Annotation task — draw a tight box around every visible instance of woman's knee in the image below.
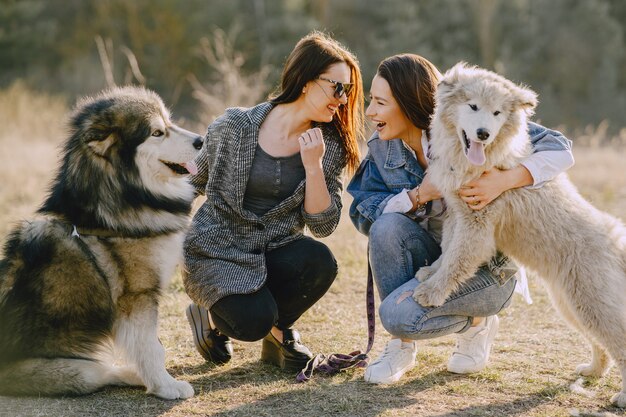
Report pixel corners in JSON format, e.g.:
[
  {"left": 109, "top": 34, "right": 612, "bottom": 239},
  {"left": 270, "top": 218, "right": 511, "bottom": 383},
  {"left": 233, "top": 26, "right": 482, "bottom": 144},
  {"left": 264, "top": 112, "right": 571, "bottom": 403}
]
[
  {"left": 300, "top": 239, "right": 338, "bottom": 285},
  {"left": 378, "top": 292, "right": 421, "bottom": 338},
  {"left": 378, "top": 286, "right": 470, "bottom": 340}
]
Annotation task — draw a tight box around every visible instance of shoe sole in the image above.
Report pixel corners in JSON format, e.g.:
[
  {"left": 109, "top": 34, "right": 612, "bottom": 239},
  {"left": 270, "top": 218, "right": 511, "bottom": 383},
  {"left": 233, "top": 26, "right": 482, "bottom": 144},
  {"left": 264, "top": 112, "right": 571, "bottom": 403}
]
[
  {"left": 185, "top": 304, "right": 230, "bottom": 364},
  {"left": 260, "top": 338, "right": 309, "bottom": 373},
  {"left": 447, "top": 316, "right": 500, "bottom": 374}
]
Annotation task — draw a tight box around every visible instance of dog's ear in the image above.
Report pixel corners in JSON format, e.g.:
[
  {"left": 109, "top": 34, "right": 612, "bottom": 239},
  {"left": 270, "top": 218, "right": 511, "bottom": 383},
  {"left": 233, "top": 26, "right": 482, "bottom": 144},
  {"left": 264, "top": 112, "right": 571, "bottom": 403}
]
[
  {"left": 437, "top": 62, "right": 474, "bottom": 100},
  {"left": 87, "top": 132, "right": 118, "bottom": 157},
  {"left": 512, "top": 84, "right": 538, "bottom": 115},
  {"left": 439, "top": 62, "right": 466, "bottom": 90},
  {"left": 71, "top": 97, "right": 120, "bottom": 157}
]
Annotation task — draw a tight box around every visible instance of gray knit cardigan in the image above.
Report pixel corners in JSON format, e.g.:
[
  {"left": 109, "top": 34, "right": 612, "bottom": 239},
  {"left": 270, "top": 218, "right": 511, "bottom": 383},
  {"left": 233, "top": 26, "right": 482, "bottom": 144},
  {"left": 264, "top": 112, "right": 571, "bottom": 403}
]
[{"left": 183, "top": 102, "right": 347, "bottom": 309}]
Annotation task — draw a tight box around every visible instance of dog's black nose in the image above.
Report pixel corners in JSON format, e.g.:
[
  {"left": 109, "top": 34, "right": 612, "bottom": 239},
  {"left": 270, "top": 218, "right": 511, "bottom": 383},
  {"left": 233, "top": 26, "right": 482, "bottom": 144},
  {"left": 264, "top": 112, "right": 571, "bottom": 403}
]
[
  {"left": 476, "top": 128, "right": 490, "bottom": 141},
  {"left": 193, "top": 136, "right": 204, "bottom": 150}
]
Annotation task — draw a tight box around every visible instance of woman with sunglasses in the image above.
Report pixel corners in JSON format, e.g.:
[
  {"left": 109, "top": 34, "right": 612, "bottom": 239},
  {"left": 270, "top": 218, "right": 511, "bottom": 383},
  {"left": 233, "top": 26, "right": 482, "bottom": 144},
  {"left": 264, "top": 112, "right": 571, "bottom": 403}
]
[
  {"left": 183, "top": 31, "right": 363, "bottom": 372},
  {"left": 348, "top": 54, "right": 574, "bottom": 384}
]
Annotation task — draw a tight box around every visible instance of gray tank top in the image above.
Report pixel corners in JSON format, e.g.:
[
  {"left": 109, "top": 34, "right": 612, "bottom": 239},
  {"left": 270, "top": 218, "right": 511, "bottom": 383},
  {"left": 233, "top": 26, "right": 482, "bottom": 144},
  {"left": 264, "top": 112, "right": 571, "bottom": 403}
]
[{"left": 242, "top": 145, "right": 305, "bottom": 216}]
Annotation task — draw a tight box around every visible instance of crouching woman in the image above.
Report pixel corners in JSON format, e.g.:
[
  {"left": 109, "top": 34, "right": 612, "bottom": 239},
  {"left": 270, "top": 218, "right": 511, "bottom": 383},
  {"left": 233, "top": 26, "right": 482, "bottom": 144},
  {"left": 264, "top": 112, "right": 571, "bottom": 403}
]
[
  {"left": 183, "top": 32, "right": 364, "bottom": 373},
  {"left": 348, "top": 53, "right": 574, "bottom": 384}
]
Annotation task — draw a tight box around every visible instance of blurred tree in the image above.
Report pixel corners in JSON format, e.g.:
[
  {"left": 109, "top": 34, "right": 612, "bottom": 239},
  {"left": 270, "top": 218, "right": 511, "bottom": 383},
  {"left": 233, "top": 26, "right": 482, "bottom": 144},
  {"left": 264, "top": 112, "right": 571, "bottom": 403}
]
[
  {"left": 497, "top": 0, "right": 624, "bottom": 128},
  {"left": 0, "top": 0, "right": 623, "bottom": 130},
  {"left": 189, "top": 28, "right": 269, "bottom": 123}
]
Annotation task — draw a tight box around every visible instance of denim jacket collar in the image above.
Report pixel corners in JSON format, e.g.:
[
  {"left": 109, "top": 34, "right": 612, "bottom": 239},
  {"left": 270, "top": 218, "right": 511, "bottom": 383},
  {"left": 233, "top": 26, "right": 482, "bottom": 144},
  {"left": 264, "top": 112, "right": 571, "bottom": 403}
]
[{"left": 382, "top": 137, "right": 425, "bottom": 177}]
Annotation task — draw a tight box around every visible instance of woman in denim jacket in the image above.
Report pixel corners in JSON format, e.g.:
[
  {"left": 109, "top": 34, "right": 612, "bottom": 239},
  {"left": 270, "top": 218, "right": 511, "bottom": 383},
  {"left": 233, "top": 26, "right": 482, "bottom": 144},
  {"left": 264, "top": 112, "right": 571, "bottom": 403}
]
[{"left": 347, "top": 54, "right": 574, "bottom": 384}]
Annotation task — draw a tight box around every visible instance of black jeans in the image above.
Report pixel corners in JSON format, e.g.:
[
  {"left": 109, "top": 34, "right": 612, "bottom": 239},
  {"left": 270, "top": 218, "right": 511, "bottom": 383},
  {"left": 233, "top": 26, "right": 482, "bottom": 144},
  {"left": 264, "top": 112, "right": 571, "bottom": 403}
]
[{"left": 209, "top": 237, "right": 338, "bottom": 342}]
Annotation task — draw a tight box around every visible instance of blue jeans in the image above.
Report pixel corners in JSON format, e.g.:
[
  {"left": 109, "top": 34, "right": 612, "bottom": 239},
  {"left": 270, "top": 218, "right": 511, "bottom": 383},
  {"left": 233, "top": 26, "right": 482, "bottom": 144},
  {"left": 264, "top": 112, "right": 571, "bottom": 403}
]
[{"left": 369, "top": 213, "right": 516, "bottom": 340}]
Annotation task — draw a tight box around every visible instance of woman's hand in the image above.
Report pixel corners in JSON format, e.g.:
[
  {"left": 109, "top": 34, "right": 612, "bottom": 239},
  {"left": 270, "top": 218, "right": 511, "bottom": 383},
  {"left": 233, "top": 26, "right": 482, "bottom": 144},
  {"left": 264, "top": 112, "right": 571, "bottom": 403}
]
[
  {"left": 300, "top": 127, "right": 331, "bottom": 214},
  {"left": 298, "top": 127, "right": 325, "bottom": 172},
  {"left": 459, "top": 166, "right": 533, "bottom": 210},
  {"left": 419, "top": 172, "right": 443, "bottom": 202}
]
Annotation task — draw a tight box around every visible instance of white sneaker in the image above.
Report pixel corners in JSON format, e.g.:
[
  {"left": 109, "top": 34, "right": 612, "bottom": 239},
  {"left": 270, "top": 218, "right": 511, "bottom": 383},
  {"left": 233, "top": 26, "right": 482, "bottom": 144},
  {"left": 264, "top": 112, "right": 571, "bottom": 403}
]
[
  {"left": 447, "top": 315, "right": 499, "bottom": 374},
  {"left": 364, "top": 339, "right": 417, "bottom": 384}
]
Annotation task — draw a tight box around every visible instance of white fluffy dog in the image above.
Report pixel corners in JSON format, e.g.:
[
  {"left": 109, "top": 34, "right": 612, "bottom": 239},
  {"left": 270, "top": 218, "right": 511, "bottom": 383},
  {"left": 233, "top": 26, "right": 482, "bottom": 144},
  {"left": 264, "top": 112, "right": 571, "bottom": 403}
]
[{"left": 413, "top": 63, "right": 626, "bottom": 407}]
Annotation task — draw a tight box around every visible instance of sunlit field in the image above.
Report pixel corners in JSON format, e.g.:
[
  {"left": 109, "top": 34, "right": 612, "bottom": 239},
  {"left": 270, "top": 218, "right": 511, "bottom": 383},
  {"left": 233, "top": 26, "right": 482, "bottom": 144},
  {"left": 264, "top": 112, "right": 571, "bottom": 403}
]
[{"left": 1, "top": 85, "right": 625, "bottom": 417}]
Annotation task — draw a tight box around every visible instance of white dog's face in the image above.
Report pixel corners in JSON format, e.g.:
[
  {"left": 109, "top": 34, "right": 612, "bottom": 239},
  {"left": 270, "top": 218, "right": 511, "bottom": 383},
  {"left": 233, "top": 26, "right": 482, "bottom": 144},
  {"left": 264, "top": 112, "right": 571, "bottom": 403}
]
[
  {"left": 436, "top": 63, "right": 538, "bottom": 167},
  {"left": 456, "top": 96, "right": 509, "bottom": 166}
]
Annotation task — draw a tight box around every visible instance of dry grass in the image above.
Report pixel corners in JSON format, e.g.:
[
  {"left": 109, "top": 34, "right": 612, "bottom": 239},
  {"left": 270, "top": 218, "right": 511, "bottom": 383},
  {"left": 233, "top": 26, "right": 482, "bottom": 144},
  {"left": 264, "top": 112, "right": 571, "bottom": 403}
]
[
  {"left": 0, "top": 82, "right": 67, "bottom": 239},
  {"left": 1, "top": 87, "right": 625, "bottom": 417}
]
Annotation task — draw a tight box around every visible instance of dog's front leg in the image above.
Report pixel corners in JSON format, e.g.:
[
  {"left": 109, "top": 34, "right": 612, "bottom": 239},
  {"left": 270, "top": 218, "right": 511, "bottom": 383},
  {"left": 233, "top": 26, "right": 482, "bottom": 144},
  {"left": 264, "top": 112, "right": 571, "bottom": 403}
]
[
  {"left": 413, "top": 210, "right": 497, "bottom": 307},
  {"left": 114, "top": 300, "right": 194, "bottom": 400}
]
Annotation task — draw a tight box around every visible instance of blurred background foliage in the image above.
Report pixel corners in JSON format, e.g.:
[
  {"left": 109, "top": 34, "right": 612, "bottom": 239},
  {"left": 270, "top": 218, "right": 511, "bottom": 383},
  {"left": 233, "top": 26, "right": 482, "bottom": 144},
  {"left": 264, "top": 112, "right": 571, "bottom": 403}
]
[{"left": 1, "top": 0, "right": 624, "bottom": 133}]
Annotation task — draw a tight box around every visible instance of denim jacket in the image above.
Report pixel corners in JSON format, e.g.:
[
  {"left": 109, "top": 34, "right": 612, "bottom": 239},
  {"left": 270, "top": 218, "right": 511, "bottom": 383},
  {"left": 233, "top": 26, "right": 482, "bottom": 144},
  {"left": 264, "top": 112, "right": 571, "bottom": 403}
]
[{"left": 347, "top": 122, "right": 573, "bottom": 285}]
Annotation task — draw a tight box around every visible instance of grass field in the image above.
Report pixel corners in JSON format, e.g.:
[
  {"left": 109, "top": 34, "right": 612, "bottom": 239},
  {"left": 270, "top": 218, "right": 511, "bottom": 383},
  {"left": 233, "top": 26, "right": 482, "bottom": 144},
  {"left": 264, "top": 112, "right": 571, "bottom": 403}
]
[{"left": 0, "top": 85, "right": 625, "bottom": 417}]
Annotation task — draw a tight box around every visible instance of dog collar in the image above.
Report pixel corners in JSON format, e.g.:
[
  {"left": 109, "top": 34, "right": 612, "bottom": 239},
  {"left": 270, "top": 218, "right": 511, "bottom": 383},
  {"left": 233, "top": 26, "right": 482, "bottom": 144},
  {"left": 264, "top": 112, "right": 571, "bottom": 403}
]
[{"left": 71, "top": 224, "right": 178, "bottom": 239}]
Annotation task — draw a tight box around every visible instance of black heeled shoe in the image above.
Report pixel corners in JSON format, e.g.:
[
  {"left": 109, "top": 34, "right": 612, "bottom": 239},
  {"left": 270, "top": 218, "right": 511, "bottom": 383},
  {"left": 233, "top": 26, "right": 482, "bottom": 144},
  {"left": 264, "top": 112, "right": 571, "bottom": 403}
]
[
  {"left": 186, "top": 303, "right": 233, "bottom": 364},
  {"left": 261, "top": 328, "right": 313, "bottom": 372}
]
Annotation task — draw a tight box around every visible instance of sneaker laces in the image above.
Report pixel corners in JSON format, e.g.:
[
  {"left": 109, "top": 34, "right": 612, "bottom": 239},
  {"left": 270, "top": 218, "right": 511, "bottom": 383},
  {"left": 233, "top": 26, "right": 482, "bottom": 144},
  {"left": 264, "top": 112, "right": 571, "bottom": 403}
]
[
  {"left": 371, "top": 343, "right": 397, "bottom": 365},
  {"left": 371, "top": 340, "right": 415, "bottom": 368}
]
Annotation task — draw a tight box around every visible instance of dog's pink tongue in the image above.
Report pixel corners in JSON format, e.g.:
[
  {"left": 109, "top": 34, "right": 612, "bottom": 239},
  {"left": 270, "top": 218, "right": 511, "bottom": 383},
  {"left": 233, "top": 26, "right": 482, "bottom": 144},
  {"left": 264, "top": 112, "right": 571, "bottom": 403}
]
[
  {"left": 183, "top": 160, "right": 198, "bottom": 176},
  {"left": 467, "top": 141, "right": 486, "bottom": 166}
]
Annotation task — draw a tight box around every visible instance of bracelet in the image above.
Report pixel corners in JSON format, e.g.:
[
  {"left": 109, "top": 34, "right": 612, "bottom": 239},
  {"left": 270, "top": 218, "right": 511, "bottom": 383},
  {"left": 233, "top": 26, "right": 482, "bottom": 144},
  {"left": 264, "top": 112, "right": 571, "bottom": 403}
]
[{"left": 414, "top": 185, "right": 427, "bottom": 212}]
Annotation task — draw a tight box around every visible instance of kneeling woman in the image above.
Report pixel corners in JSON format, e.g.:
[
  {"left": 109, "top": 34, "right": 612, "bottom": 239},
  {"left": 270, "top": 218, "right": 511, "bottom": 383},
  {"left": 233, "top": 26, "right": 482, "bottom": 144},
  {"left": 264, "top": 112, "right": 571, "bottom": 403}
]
[
  {"left": 348, "top": 54, "right": 574, "bottom": 384},
  {"left": 183, "top": 32, "right": 363, "bottom": 372}
]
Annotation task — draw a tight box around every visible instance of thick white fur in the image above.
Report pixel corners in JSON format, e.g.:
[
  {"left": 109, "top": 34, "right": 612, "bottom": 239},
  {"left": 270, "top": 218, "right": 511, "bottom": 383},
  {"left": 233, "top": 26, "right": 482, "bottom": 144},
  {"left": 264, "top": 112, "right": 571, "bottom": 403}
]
[{"left": 413, "top": 63, "right": 626, "bottom": 407}]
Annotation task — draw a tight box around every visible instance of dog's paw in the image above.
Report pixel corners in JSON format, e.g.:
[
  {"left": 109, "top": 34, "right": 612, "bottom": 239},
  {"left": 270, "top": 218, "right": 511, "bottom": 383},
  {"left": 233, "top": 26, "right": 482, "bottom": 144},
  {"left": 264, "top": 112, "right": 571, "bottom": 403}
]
[
  {"left": 412, "top": 280, "right": 448, "bottom": 307},
  {"left": 610, "top": 391, "right": 626, "bottom": 408},
  {"left": 415, "top": 266, "right": 436, "bottom": 282},
  {"left": 150, "top": 379, "right": 194, "bottom": 400},
  {"left": 575, "top": 363, "right": 608, "bottom": 377}
]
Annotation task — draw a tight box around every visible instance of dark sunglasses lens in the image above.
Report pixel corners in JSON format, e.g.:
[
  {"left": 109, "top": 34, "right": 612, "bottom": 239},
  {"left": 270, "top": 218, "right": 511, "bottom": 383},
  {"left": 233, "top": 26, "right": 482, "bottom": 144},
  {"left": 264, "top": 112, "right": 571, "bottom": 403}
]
[
  {"left": 333, "top": 82, "right": 353, "bottom": 99},
  {"left": 333, "top": 83, "right": 345, "bottom": 99}
]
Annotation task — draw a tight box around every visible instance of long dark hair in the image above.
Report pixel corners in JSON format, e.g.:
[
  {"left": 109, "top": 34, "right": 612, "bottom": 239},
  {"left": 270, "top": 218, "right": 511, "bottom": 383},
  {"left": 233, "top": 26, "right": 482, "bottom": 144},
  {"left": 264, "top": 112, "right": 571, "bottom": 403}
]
[
  {"left": 377, "top": 54, "right": 441, "bottom": 138},
  {"left": 270, "top": 31, "right": 364, "bottom": 173}
]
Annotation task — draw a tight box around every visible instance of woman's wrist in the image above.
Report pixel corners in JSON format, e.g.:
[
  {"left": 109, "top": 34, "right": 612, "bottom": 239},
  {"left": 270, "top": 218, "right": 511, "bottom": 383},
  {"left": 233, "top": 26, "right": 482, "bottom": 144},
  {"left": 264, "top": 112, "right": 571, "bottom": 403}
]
[
  {"left": 512, "top": 165, "right": 534, "bottom": 188},
  {"left": 304, "top": 162, "right": 324, "bottom": 176},
  {"left": 502, "top": 165, "right": 534, "bottom": 191},
  {"left": 409, "top": 186, "right": 427, "bottom": 211}
]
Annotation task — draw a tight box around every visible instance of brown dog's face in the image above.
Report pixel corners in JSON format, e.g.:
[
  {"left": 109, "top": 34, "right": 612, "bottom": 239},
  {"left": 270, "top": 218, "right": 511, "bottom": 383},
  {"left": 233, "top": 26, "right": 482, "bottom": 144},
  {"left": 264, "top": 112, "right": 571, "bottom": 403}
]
[
  {"left": 69, "top": 87, "right": 203, "bottom": 199},
  {"left": 134, "top": 112, "right": 202, "bottom": 186}
]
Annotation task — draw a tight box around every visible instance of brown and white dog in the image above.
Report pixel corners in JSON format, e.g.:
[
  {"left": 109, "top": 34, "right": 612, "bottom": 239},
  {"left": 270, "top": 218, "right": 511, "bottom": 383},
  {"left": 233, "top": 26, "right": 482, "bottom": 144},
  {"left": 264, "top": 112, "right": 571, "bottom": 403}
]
[{"left": 0, "top": 87, "right": 202, "bottom": 399}]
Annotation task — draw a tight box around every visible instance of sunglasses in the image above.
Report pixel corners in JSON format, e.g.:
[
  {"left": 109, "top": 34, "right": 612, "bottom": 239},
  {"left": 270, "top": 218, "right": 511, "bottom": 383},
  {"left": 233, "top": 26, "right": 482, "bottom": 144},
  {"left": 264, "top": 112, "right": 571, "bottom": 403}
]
[{"left": 316, "top": 76, "right": 354, "bottom": 99}]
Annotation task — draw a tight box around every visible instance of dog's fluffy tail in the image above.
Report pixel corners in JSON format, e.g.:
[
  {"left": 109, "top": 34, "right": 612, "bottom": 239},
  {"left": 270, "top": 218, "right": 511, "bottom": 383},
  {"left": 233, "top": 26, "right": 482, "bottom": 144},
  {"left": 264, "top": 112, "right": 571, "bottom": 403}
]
[{"left": 0, "top": 358, "right": 131, "bottom": 396}]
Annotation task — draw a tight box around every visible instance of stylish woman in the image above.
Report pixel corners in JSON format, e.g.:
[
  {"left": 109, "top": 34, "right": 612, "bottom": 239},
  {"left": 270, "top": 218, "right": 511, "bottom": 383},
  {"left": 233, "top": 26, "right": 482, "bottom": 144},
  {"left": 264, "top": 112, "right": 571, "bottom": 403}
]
[{"left": 184, "top": 32, "right": 364, "bottom": 372}]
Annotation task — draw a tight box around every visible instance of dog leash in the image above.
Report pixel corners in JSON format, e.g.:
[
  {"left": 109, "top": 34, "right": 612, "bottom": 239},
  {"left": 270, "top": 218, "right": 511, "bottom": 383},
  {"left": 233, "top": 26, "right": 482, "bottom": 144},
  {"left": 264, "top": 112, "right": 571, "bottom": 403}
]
[
  {"left": 68, "top": 225, "right": 112, "bottom": 293},
  {"left": 296, "top": 253, "right": 375, "bottom": 382}
]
